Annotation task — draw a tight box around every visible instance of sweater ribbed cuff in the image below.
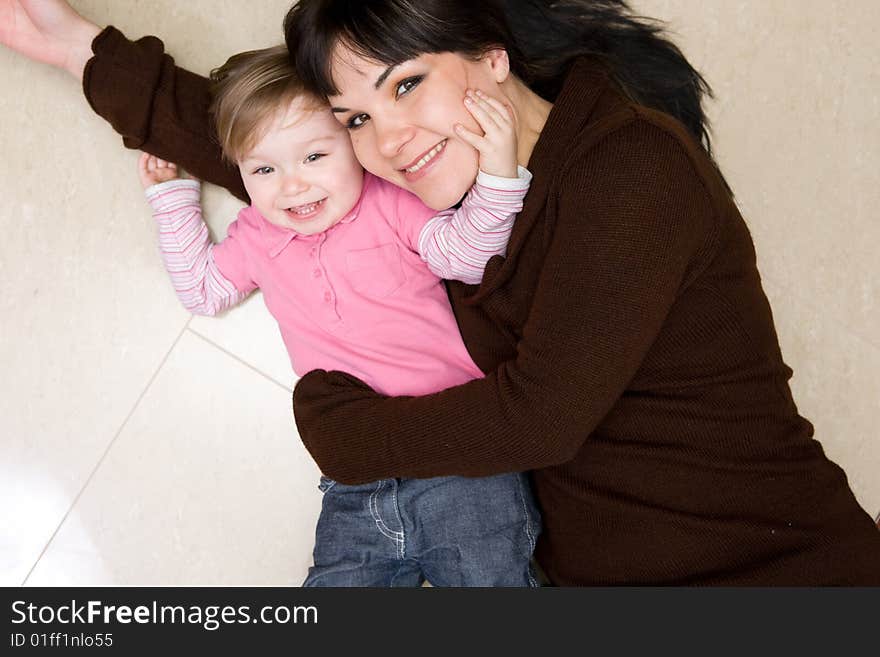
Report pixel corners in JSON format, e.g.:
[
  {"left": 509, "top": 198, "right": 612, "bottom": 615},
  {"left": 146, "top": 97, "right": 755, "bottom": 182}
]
[{"left": 82, "top": 25, "right": 166, "bottom": 149}]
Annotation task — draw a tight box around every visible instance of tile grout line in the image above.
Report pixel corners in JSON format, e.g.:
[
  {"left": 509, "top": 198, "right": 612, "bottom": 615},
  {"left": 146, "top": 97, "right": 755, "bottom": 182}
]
[
  {"left": 20, "top": 321, "right": 191, "bottom": 586},
  {"left": 185, "top": 327, "right": 294, "bottom": 393}
]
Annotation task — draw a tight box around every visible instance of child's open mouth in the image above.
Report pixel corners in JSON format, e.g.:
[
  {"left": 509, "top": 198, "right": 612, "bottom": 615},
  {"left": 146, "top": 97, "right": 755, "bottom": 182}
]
[{"left": 285, "top": 198, "right": 326, "bottom": 220}]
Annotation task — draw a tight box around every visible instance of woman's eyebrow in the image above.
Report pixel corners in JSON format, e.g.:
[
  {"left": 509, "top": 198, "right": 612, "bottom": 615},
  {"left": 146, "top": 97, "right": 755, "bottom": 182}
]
[
  {"left": 374, "top": 64, "right": 398, "bottom": 89},
  {"left": 328, "top": 64, "right": 400, "bottom": 112}
]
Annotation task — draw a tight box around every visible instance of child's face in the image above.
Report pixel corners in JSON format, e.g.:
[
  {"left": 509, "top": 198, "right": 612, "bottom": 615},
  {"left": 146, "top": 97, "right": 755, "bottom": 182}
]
[{"left": 239, "top": 97, "right": 364, "bottom": 236}]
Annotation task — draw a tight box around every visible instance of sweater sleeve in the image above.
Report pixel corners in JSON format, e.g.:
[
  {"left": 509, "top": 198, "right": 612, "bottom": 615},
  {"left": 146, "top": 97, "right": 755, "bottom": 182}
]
[
  {"left": 292, "top": 120, "right": 715, "bottom": 483},
  {"left": 83, "top": 26, "right": 248, "bottom": 202},
  {"left": 145, "top": 179, "right": 250, "bottom": 315},
  {"left": 417, "top": 166, "right": 532, "bottom": 284}
]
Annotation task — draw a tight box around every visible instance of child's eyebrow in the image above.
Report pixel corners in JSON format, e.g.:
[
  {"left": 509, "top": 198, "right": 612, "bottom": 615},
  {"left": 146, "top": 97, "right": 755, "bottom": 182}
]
[
  {"left": 241, "top": 135, "right": 336, "bottom": 161},
  {"left": 330, "top": 107, "right": 349, "bottom": 114},
  {"left": 302, "top": 135, "right": 337, "bottom": 147}
]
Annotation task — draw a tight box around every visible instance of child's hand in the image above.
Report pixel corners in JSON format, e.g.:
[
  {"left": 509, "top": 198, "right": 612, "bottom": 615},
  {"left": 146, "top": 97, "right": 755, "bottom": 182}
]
[
  {"left": 138, "top": 152, "right": 182, "bottom": 189},
  {"left": 454, "top": 89, "right": 518, "bottom": 179}
]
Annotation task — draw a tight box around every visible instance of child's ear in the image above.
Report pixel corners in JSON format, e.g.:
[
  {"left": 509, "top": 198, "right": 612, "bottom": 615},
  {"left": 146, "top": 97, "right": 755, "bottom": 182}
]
[{"left": 483, "top": 48, "right": 511, "bottom": 83}]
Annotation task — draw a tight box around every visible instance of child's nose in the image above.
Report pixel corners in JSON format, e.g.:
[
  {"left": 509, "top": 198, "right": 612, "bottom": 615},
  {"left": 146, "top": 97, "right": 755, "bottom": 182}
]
[{"left": 282, "top": 173, "right": 309, "bottom": 194}]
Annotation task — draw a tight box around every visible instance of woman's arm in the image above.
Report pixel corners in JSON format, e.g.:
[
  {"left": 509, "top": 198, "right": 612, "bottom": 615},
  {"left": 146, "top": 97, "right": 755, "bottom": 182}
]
[
  {"left": 293, "top": 119, "right": 717, "bottom": 484},
  {"left": 0, "top": 0, "right": 246, "bottom": 201},
  {"left": 84, "top": 26, "right": 247, "bottom": 201},
  {"left": 0, "top": 0, "right": 98, "bottom": 78}
]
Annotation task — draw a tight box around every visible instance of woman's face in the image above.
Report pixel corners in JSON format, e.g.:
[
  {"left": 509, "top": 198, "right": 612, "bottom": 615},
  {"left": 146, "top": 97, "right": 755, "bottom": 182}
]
[{"left": 328, "top": 47, "right": 507, "bottom": 210}]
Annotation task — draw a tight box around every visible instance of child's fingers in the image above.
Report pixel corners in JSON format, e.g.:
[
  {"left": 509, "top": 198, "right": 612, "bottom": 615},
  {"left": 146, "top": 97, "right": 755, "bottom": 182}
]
[
  {"left": 466, "top": 89, "right": 511, "bottom": 129},
  {"left": 473, "top": 89, "right": 513, "bottom": 124},
  {"left": 453, "top": 123, "right": 486, "bottom": 150},
  {"left": 140, "top": 154, "right": 179, "bottom": 172},
  {"left": 464, "top": 92, "right": 504, "bottom": 133},
  {"left": 138, "top": 152, "right": 183, "bottom": 187},
  {"left": 145, "top": 154, "right": 162, "bottom": 174}
]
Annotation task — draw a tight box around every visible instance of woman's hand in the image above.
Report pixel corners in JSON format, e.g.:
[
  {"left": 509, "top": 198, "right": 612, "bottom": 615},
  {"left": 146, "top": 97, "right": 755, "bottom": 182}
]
[
  {"left": 293, "top": 369, "right": 384, "bottom": 482},
  {"left": 0, "top": 0, "right": 101, "bottom": 80}
]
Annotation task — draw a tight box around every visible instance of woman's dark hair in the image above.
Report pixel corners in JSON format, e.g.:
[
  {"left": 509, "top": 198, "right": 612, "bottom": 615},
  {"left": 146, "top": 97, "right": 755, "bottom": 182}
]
[{"left": 285, "top": 0, "right": 716, "bottom": 155}]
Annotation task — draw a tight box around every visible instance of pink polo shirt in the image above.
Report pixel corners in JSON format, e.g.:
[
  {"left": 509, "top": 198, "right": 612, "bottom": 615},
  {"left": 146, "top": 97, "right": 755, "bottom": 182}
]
[{"left": 213, "top": 173, "right": 485, "bottom": 396}]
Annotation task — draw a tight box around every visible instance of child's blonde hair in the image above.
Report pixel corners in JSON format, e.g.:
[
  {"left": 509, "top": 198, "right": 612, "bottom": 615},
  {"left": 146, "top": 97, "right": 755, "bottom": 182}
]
[{"left": 210, "top": 45, "right": 323, "bottom": 163}]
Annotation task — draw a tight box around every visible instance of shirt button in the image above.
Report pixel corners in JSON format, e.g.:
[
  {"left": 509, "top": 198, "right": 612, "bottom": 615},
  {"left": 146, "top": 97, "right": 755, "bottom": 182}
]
[
  {"left": 324, "top": 291, "right": 332, "bottom": 302},
  {"left": 313, "top": 269, "right": 322, "bottom": 278},
  {"left": 310, "top": 248, "right": 317, "bottom": 257}
]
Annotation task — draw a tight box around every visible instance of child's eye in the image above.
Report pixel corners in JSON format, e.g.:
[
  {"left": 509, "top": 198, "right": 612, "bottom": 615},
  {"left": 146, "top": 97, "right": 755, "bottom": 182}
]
[
  {"left": 346, "top": 113, "right": 369, "bottom": 130},
  {"left": 395, "top": 76, "right": 423, "bottom": 99},
  {"left": 253, "top": 166, "right": 274, "bottom": 175},
  {"left": 304, "top": 153, "right": 326, "bottom": 164}
]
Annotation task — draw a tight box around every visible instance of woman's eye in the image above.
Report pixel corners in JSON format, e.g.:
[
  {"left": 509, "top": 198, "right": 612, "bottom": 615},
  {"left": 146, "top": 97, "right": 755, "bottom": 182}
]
[
  {"left": 346, "top": 113, "right": 369, "bottom": 130},
  {"left": 395, "top": 76, "right": 423, "bottom": 99},
  {"left": 304, "top": 153, "right": 326, "bottom": 164},
  {"left": 252, "top": 166, "right": 274, "bottom": 175}
]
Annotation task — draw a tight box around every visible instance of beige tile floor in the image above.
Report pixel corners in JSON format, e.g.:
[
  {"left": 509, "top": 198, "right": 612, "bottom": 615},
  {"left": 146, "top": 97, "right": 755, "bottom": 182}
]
[{"left": 2, "top": 1, "right": 878, "bottom": 586}]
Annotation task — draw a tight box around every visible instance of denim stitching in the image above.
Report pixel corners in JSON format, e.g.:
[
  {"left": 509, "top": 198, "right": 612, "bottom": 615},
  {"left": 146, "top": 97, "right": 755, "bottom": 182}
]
[
  {"left": 515, "top": 474, "right": 540, "bottom": 587},
  {"left": 516, "top": 475, "right": 538, "bottom": 551},
  {"left": 317, "top": 476, "right": 336, "bottom": 493},
  {"left": 389, "top": 479, "right": 406, "bottom": 559},
  {"left": 369, "top": 480, "right": 404, "bottom": 548}
]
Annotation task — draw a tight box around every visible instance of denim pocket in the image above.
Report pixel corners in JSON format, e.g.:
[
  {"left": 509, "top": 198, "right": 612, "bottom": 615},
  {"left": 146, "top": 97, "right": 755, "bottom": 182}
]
[
  {"left": 345, "top": 243, "right": 406, "bottom": 298},
  {"left": 318, "top": 476, "right": 337, "bottom": 493}
]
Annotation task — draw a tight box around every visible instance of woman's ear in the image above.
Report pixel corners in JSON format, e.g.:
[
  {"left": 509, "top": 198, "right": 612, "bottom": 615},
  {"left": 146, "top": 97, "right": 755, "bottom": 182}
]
[{"left": 483, "top": 48, "right": 511, "bottom": 83}]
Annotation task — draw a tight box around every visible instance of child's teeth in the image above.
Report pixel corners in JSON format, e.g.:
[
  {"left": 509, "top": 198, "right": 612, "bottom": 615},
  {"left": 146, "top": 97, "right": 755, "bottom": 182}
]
[{"left": 289, "top": 199, "right": 323, "bottom": 214}]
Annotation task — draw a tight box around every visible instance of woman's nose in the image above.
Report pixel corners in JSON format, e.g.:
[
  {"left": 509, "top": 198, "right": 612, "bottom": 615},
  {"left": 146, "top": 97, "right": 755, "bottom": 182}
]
[{"left": 375, "top": 119, "right": 416, "bottom": 159}]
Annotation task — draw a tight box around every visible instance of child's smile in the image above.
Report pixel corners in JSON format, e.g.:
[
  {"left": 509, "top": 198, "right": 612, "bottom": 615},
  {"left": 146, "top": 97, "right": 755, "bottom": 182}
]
[{"left": 239, "top": 97, "right": 364, "bottom": 236}]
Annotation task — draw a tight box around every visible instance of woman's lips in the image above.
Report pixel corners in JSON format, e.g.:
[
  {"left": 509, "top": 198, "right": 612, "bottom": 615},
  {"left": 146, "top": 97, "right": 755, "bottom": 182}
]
[{"left": 401, "top": 139, "right": 447, "bottom": 183}]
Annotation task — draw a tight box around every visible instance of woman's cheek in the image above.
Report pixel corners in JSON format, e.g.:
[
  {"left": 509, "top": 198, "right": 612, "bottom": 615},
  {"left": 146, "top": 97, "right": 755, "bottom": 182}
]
[
  {"left": 417, "top": 93, "right": 473, "bottom": 136},
  {"left": 350, "top": 130, "right": 379, "bottom": 174}
]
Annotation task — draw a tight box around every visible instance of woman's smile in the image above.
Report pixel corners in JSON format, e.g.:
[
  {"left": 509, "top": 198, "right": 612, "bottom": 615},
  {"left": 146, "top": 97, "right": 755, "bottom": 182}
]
[
  {"left": 400, "top": 139, "right": 447, "bottom": 182},
  {"left": 329, "top": 50, "right": 499, "bottom": 210}
]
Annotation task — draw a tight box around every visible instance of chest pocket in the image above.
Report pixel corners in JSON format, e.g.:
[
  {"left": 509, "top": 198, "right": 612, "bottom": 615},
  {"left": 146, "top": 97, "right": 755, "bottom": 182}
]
[{"left": 345, "top": 243, "right": 406, "bottom": 298}]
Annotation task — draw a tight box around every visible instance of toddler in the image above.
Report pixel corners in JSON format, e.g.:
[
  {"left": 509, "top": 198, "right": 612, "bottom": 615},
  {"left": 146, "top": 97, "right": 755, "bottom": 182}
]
[{"left": 138, "top": 46, "right": 539, "bottom": 586}]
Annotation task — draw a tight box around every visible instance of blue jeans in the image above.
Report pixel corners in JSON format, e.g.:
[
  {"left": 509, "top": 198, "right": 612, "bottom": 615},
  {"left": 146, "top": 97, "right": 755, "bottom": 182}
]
[{"left": 302, "top": 473, "right": 541, "bottom": 587}]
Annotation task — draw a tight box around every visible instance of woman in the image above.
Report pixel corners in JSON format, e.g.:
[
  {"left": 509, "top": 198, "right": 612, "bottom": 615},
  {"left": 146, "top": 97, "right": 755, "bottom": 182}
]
[{"left": 3, "top": 0, "right": 879, "bottom": 584}]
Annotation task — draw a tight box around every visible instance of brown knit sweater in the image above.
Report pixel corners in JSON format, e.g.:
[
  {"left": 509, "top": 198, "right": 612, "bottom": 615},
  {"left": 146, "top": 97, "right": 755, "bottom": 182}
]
[{"left": 84, "top": 27, "right": 880, "bottom": 585}]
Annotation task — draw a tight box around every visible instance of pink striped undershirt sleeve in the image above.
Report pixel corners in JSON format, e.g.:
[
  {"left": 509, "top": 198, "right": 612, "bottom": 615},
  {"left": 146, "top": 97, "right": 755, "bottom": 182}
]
[
  {"left": 417, "top": 165, "right": 532, "bottom": 284},
  {"left": 144, "top": 179, "right": 248, "bottom": 316}
]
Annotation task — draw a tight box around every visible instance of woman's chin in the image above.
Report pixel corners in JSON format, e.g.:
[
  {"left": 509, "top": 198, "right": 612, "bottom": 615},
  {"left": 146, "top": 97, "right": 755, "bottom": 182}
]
[{"left": 417, "top": 178, "right": 476, "bottom": 211}]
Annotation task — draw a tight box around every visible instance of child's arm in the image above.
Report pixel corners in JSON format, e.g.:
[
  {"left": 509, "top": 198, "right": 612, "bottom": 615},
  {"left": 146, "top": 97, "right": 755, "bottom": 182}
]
[
  {"left": 417, "top": 90, "right": 531, "bottom": 285},
  {"left": 138, "top": 153, "right": 248, "bottom": 316}
]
